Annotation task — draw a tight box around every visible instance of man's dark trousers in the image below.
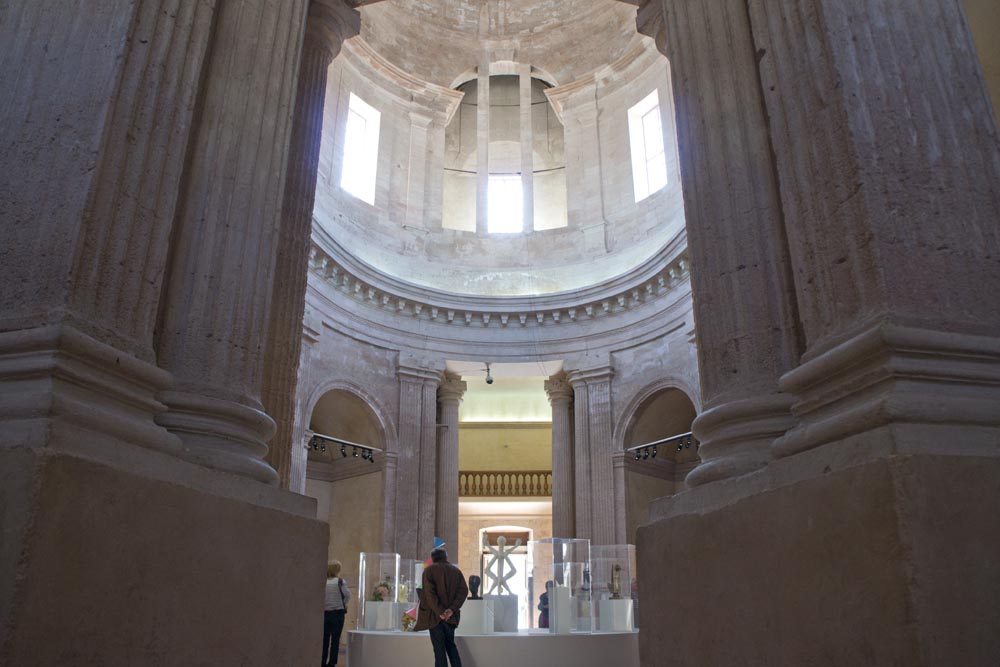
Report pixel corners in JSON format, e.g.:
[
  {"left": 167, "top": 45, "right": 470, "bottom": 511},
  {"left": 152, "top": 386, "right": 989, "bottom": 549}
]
[{"left": 429, "top": 622, "right": 462, "bottom": 667}]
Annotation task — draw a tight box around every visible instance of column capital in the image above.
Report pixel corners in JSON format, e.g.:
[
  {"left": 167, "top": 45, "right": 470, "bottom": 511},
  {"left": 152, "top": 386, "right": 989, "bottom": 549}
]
[
  {"left": 544, "top": 371, "right": 573, "bottom": 405},
  {"left": 438, "top": 373, "right": 467, "bottom": 404},
  {"left": 566, "top": 365, "right": 614, "bottom": 387}
]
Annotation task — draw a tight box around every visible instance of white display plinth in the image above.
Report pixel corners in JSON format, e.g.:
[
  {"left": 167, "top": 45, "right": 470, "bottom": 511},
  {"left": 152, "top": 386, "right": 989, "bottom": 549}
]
[
  {"left": 348, "top": 629, "right": 639, "bottom": 667},
  {"left": 363, "top": 601, "right": 398, "bottom": 631},
  {"left": 598, "top": 599, "right": 633, "bottom": 632},
  {"left": 457, "top": 600, "right": 494, "bottom": 636},
  {"left": 485, "top": 594, "right": 518, "bottom": 632},
  {"left": 550, "top": 586, "right": 572, "bottom": 634}
]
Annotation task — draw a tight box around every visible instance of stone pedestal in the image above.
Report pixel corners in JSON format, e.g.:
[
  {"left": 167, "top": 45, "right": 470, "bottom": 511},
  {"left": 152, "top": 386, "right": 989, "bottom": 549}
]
[
  {"left": 0, "top": 448, "right": 327, "bottom": 666},
  {"left": 638, "top": 455, "right": 1000, "bottom": 666}
]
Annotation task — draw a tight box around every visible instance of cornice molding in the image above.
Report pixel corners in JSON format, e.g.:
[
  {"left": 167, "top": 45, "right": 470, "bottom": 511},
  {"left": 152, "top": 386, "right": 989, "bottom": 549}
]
[{"left": 308, "top": 227, "right": 690, "bottom": 332}]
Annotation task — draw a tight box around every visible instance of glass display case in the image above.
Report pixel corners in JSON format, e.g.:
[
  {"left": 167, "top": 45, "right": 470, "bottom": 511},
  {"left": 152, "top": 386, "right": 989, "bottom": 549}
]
[
  {"left": 399, "top": 558, "right": 425, "bottom": 631},
  {"left": 358, "top": 552, "right": 400, "bottom": 631},
  {"left": 590, "top": 544, "right": 637, "bottom": 632},
  {"left": 528, "top": 538, "right": 592, "bottom": 633}
]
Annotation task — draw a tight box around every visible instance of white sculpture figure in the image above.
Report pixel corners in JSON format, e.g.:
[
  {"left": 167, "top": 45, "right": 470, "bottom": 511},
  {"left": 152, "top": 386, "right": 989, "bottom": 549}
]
[{"left": 483, "top": 534, "right": 521, "bottom": 595}]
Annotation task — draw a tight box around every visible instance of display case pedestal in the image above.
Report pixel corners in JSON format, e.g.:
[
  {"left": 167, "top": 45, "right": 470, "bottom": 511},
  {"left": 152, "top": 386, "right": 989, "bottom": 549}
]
[
  {"left": 598, "top": 599, "right": 634, "bottom": 632},
  {"left": 457, "top": 600, "right": 494, "bottom": 636},
  {"left": 550, "top": 586, "right": 573, "bottom": 634},
  {"left": 485, "top": 594, "right": 518, "bottom": 632},
  {"left": 363, "top": 601, "right": 399, "bottom": 631}
]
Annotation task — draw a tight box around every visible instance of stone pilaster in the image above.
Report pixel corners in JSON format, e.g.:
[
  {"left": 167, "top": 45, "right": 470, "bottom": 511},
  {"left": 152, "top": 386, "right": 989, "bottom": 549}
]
[
  {"left": 639, "top": 0, "right": 802, "bottom": 487},
  {"left": 741, "top": 0, "right": 1000, "bottom": 460},
  {"left": 394, "top": 363, "right": 442, "bottom": 560},
  {"left": 263, "top": 12, "right": 351, "bottom": 489},
  {"left": 381, "top": 451, "right": 399, "bottom": 553},
  {"left": 155, "top": 0, "right": 309, "bottom": 484},
  {"left": 519, "top": 63, "right": 535, "bottom": 233},
  {"left": 567, "top": 365, "right": 616, "bottom": 545},
  {"left": 0, "top": 0, "right": 218, "bottom": 456},
  {"left": 405, "top": 112, "right": 433, "bottom": 227},
  {"left": 476, "top": 61, "right": 490, "bottom": 234},
  {"left": 436, "top": 373, "right": 467, "bottom": 553},
  {"left": 545, "top": 372, "right": 575, "bottom": 538}
]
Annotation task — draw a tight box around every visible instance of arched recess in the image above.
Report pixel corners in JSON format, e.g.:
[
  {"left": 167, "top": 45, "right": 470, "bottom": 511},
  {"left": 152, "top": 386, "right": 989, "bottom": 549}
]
[
  {"left": 303, "top": 382, "right": 394, "bottom": 636},
  {"left": 615, "top": 380, "right": 698, "bottom": 545}
]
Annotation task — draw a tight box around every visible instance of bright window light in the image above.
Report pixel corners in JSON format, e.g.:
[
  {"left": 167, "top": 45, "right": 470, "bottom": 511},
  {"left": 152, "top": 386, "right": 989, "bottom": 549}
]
[
  {"left": 488, "top": 174, "right": 523, "bottom": 233},
  {"left": 628, "top": 90, "right": 668, "bottom": 202},
  {"left": 341, "top": 92, "right": 380, "bottom": 205}
]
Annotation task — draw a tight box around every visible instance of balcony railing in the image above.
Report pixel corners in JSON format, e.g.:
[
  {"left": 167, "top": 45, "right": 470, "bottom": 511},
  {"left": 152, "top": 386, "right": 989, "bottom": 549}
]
[{"left": 459, "top": 470, "right": 552, "bottom": 497}]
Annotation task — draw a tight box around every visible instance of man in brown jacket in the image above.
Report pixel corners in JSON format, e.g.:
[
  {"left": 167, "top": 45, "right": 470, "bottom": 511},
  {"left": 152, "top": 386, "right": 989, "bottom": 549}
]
[{"left": 421, "top": 547, "right": 469, "bottom": 667}]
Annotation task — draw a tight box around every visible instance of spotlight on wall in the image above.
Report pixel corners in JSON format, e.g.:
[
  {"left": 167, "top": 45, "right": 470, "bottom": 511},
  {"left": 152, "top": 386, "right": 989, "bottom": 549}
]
[
  {"left": 485, "top": 362, "right": 493, "bottom": 385},
  {"left": 309, "top": 433, "right": 383, "bottom": 465}
]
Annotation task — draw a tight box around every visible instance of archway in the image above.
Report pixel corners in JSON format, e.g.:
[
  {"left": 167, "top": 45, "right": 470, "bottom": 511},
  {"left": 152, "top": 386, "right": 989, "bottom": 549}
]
[
  {"left": 306, "top": 387, "right": 387, "bottom": 640},
  {"left": 621, "top": 386, "right": 697, "bottom": 545}
]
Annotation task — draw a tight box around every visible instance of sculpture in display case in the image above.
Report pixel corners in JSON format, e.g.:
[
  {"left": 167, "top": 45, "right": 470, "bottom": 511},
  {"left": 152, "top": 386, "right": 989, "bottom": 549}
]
[{"left": 590, "top": 545, "right": 636, "bottom": 632}]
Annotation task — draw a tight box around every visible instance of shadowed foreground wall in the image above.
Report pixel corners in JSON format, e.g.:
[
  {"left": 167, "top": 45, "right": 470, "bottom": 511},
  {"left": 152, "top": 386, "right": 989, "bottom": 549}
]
[
  {"left": 638, "top": 456, "right": 1000, "bottom": 666},
  {"left": 1, "top": 450, "right": 328, "bottom": 666}
]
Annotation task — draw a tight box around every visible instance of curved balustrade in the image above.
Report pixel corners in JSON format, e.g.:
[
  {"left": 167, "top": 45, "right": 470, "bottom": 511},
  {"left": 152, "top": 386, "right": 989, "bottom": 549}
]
[{"left": 459, "top": 470, "right": 553, "bottom": 497}]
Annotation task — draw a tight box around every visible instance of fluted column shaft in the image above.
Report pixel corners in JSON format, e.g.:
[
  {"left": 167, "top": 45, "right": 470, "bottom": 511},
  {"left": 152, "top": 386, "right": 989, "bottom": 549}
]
[
  {"left": 545, "top": 372, "right": 575, "bottom": 538},
  {"left": 395, "top": 364, "right": 442, "bottom": 560},
  {"left": 0, "top": 0, "right": 219, "bottom": 455},
  {"left": 743, "top": 0, "right": 1000, "bottom": 458},
  {"left": 639, "top": 0, "right": 802, "bottom": 486},
  {"left": 262, "top": 25, "right": 340, "bottom": 488},
  {"left": 155, "top": 0, "right": 309, "bottom": 484},
  {"left": 568, "top": 366, "right": 616, "bottom": 545},
  {"left": 436, "top": 373, "right": 467, "bottom": 553}
]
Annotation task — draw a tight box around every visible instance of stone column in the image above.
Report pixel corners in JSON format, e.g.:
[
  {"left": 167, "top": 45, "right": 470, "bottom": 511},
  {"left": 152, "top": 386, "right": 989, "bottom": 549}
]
[
  {"left": 436, "top": 373, "right": 466, "bottom": 554},
  {"left": 567, "top": 365, "right": 616, "bottom": 545},
  {"left": 638, "top": 0, "right": 803, "bottom": 487},
  {"left": 395, "top": 362, "right": 442, "bottom": 560},
  {"left": 263, "top": 12, "right": 352, "bottom": 488},
  {"left": 0, "top": 0, "right": 218, "bottom": 457},
  {"left": 155, "top": 0, "right": 309, "bottom": 485},
  {"left": 545, "top": 372, "right": 575, "bottom": 538},
  {"left": 476, "top": 61, "right": 490, "bottom": 234},
  {"left": 519, "top": 63, "right": 535, "bottom": 233},
  {"left": 741, "top": 0, "right": 1000, "bottom": 462}
]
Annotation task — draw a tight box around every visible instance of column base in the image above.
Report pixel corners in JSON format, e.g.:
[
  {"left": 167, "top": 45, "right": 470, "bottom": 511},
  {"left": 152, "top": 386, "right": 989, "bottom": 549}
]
[
  {"left": 638, "top": 454, "right": 1000, "bottom": 666},
  {"left": 774, "top": 324, "right": 1000, "bottom": 459},
  {"left": 0, "top": 324, "right": 180, "bottom": 455},
  {"left": 1, "top": 447, "right": 326, "bottom": 666},
  {"left": 157, "top": 390, "right": 279, "bottom": 484},
  {"left": 686, "top": 393, "right": 796, "bottom": 487}
]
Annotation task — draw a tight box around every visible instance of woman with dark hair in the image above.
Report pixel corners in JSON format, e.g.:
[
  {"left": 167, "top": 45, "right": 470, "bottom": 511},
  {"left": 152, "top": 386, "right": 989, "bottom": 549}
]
[{"left": 322, "top": 560, "right": 351, "bottom": 667}]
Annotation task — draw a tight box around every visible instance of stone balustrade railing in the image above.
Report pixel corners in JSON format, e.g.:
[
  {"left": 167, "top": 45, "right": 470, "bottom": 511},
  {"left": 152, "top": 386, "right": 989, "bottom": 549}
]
[{"left": 459, "top": 470, "right": 553, "bottom": 497}]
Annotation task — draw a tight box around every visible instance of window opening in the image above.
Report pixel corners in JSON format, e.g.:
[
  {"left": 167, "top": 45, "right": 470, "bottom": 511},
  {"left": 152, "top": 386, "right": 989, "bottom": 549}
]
[
  {"left": 341, "top": 92, "right": 381, "bottom": 205},
  {"left": 488, "top": 174, "right": 524, "bottom": 233},
  {"left": 628, "top": 90, "right": 668, "bottom": 202}
]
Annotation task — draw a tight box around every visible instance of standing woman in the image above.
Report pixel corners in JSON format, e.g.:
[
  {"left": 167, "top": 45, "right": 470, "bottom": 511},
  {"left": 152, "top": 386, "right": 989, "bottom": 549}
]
[{"left": 322, "top": 560, "right": 350, "bottom": 667}]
